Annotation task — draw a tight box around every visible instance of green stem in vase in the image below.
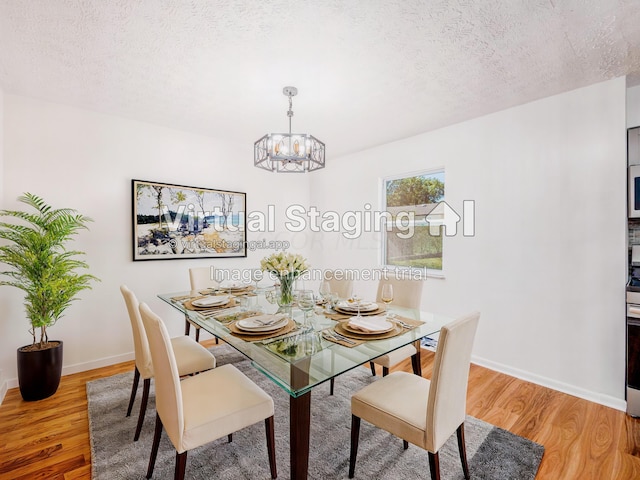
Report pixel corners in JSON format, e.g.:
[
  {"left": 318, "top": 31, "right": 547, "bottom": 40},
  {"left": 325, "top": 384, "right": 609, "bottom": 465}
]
[{"left": 279, "top": 274, "right": 295, "bottom": 306}]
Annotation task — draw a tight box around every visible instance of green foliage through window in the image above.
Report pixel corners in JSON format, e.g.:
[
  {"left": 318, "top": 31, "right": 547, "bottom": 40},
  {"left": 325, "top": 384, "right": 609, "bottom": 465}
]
[{"left": 383, "top": 170, "right": 444, "bottom": 271}]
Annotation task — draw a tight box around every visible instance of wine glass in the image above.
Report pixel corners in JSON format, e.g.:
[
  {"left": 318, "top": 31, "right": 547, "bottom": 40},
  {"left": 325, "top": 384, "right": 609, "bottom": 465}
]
[
  {"left": 298, "top": 290, "right": 316, "bottom": 328},
  {"left": 350, "top": 293, "right": 363, "bottom": 318},
  {"left": 319, "top": 280, "right": 331, "bottom": 301},
  {"left": 318, "top": 280, "right": 331, "bottom": 306},
  {"left": 326, "top": 292, "right": 339, "bottom": 313},
  {"left": 250, "top": 269, "right": 261, "bottom": 291},
  {"left": 264, "top": 287, "right": 277, "bottom": 305},
  {"left": 381, "top": 283, "right": 394, "bottom": 318}
]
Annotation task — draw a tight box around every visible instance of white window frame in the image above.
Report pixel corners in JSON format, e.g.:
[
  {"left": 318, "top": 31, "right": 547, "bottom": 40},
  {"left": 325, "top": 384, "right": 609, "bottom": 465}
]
[{"left": 380, "top": 167, "right": 445, "bottom": 278}]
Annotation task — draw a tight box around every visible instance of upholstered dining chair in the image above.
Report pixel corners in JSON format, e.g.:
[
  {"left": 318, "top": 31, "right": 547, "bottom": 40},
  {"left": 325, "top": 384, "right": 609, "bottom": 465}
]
[
  {"left": 186, "top": 266, "right": 219, "bottom": 342},
  {"left": 348, "top": 311, "right": 480, "bottom": 480},
  {"left": 139, "top": 302, "right": 277, "bottom": 480},
  {"left": 120, "top": 285, "right": 217, "bottom": 441},
  {"left": 324, "top": 270, "right": 354, "bottom": 299},
  {"left": 369, "top": 276, "right": 424, "bottom": 377},
  {"left": 328, "top": 276, "right": 423, "bottom": 396}
]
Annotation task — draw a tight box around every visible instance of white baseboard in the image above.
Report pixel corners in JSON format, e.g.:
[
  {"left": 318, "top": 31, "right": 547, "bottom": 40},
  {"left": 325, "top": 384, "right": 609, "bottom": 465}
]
[
  {"left": 1, "top": 348, "right": 627, "bottom": 412},
  {"left": 0, "top": 369, "right": 7, "bottom": 405},
  {"left": 471, "top": 354, "right": 627, "bottom": 412},
  {"left": 4, "top": 351, "right": 135, "bottom": 391}
]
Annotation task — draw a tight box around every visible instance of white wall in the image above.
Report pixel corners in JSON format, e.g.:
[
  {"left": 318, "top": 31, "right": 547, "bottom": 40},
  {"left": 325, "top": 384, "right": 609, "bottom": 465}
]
[
  {"left": 0, "top": 79, "right": 628, "bottom": 410},
  {"left": 0, "top": 94, "right": 311, "bottom": 388},
  {"left": 627, "top": 84, "right": 640, "bottom": 128},
  {"left": 309, "top": 78, "right": 628, "bottom": 408}
]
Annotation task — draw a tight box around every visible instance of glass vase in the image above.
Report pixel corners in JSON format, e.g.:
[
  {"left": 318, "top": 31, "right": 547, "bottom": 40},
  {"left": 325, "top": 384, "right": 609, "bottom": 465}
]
[{"left": 277, "top": 274, "right": 296, "bottom": 307}]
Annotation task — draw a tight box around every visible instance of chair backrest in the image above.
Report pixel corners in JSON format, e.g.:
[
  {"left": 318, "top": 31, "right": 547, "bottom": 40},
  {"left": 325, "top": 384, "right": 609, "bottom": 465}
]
[
  {"left": 425, "top": 311, "right": 480, "bottom": 452},
  {"left": 324, "top": 270, "right": 354, "bottom": 299},
  {"left": 139, "top": 302, "right": 185, "bottom": 449},
  {"left": 120, "top": 285, "right": 153, "bottom": 379},
  {"left": 189, "top": 266, "right": 218, "bottom": 291},
  {"left": 375, "top": 276, "right": 424, "bottom": 309}
]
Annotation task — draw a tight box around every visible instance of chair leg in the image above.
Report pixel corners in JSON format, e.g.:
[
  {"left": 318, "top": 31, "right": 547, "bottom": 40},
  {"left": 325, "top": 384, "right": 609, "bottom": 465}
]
[
  {"left": 147, "top": 413, "right": 163, "bottom": 479},
  {"left": 382, "top": 367, "right": 389, "bottom": 377},
  {"left": 175, "top": 451, "right": 188, "bottom": 480},
  {"left": 428, "top": 451, "right": 440, "bottom": 480},
  {"left": 265, "top": 416, "right": 277, "bottom": 479},
  {"left": 228, "top": 433, "right": 233, "bottom": 443},
  {"left": 349, "top": 415, "right": 361, "bottom": 478},
  {"left": 134, "top": 378, "right": 151, "bottom": 441},
  {"left": 184, "top": 316, "right": 191, "bottom": 336},
  {"left": 126, "top": 367, "right": 140, "bottom": 417},
  {"left": 330, "top": 378, "right": 335, "bottom": 396},
  {"left": 456, "top": 423, "right": 470, "bottom": 480},
  {"left": 403, "top": 440, "right": 409, "bottom": 450},
  {"left": 195, "top": 327, "right": 200, "bottom": 342},
  {"left": 215, "top": 336, "right": 219, "bottom": 344},
  {"left": 411, "top": 350, "right": 422, "bottom": 376},
  {"left": 369, "top": 361, "right": 376, "bottom": 376}
]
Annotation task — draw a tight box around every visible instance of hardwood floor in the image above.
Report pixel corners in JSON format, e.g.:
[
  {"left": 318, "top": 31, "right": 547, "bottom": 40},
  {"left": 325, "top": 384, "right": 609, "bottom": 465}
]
[{"left": 1, "top": 342, "right": 639, "bottom": 479}]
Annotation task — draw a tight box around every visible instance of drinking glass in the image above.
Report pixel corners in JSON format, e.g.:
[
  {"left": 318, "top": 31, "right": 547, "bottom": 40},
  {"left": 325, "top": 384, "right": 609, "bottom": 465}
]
[
  {"left": 250, "top": 268, "right": 262, "bottom": 292},
  {"left": 381, "top": 284, "right": 394, "bottom": 305},
  {"left": 319, "top": 280, "right": 331, "bottom": 299},
  {"left": 326, "top": 292, "right": 339, "bottom": 312},
  {"left": 298, "top": 290, "right": 316, "bottom": 328},
  {"left": 381, "top": 283, "right": 394, "bottom": 318},
  {"left": 264, "top": 287, "right": 277, "bottom": 305},
  {"left": 351, "top": 293, "right": 363, "bottom": 318}
]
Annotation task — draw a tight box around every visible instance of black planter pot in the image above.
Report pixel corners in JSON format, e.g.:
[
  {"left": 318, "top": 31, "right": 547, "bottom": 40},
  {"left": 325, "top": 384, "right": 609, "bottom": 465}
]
[{"left": 17, "top": 340, "right": 63, "bottom": 401}]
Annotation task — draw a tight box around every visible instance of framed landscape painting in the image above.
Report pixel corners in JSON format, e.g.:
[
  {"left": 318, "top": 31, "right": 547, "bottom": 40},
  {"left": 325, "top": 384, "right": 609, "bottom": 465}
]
[{"left": 132, "top": 179, "right": 247, "bottom": 261}]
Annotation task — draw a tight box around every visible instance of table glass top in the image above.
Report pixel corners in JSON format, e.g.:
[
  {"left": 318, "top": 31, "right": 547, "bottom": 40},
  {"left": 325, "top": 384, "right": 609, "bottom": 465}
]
[{"left": 158, "top": 290, "right": 452, "bottom": 397}]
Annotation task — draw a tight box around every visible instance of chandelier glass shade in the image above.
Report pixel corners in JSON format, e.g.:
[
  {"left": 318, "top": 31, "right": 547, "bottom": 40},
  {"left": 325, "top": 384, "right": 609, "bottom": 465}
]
[{"left": 254, "top": 87, "right": 326, "bottom": 173}]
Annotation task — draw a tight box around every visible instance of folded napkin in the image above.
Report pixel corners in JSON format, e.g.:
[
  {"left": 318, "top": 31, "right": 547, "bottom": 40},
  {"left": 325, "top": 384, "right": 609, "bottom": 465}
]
[{"left": 347, "top": 315, "right": 392, "bottom": 333}]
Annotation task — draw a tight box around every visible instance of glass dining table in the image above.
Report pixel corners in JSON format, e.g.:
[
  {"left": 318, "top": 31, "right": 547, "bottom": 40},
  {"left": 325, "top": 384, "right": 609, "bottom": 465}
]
[{"left": 158, "top": 290, "right": 452, "bottom": 480}]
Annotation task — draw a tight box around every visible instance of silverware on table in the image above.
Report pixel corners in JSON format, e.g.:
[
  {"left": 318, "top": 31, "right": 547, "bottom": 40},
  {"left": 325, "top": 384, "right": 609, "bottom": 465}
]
[
  {"left": 325, "top": 330, "right": 356, "bottom": 345},
  {"left": 392, "top": 318, "right": 412, "bottom": 329}
]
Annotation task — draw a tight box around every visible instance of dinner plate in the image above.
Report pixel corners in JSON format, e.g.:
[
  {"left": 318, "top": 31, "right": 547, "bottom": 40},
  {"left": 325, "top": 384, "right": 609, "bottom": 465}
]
[
  {"left": 344, "top": 316, "right": 394, "bottom": 334},
  {"left": 236, "top": 314, "right": 288, "bottom": 332},
  {"left": 335, "top": 301, "right": 378, "bottom": 312},
  {"left": 191, "top": 295, "right": 230, "bottom": 308}
]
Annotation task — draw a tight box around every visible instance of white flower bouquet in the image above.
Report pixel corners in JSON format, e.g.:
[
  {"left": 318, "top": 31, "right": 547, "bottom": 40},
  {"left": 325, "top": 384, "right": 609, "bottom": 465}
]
[{"left": 260, "top": 252, "right": 309, "bottom": 305}]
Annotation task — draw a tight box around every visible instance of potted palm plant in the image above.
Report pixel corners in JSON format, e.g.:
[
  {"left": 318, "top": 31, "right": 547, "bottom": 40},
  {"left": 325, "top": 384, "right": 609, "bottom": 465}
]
[{"left": 0, "top": 193, "right": 98, "bottom": 401}]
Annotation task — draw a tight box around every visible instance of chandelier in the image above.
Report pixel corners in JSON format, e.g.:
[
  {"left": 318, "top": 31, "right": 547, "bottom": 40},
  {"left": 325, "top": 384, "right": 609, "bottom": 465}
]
[{"left": 254, "top": 86, "right": 326, "bottom": 173}]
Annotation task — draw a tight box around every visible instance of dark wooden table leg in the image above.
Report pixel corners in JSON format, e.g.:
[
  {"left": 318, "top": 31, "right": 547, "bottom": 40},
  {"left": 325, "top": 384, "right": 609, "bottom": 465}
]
[{"left": 290, "top": 391, "right": 311, "bottom": 480}]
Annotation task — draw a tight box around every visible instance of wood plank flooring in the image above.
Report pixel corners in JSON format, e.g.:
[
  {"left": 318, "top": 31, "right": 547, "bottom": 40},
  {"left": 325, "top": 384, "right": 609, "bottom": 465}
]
[{"left": 0, "top": 342, "right": 639, "bottom": 479}]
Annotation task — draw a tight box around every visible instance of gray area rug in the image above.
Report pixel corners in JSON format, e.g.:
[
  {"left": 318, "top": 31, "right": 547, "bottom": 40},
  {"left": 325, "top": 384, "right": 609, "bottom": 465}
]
[{"left": 87, "top": 345, "right": 544, "bottom": 479}]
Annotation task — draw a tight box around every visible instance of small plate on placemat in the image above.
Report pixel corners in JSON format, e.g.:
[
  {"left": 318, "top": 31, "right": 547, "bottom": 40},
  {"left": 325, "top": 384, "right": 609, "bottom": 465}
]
[
  {"left": 334, "top": 321, "right": 403, "bottom": 340},
  {"left": 336, "top": 301, "right": 379, "bottom": 312},
  {"left": 220, "top": 280, "right": 252, "bottom": 292},
  {"left": 228, "top": 318, "right": 296, "bottom": 339},
  {"left": 191, "top": 295, "right": 230, "bottom": 308},
  {"left": 236, "top": 314, "right": 288, "bottom": 332},
  {"left": 335, "top": 305, "right": 386, "bottom": 316},
  {"left": 343, "top": 315, "right": 395, "bottom": 334},
  {"left": 185, "top": 297, "right": 236, "bottom": 311}
]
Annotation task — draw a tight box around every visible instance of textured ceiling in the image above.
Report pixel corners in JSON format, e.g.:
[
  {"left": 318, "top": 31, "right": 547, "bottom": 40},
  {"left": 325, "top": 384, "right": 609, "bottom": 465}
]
[{"left": 1, "top": 0, "right": 639, "bottom": 158}]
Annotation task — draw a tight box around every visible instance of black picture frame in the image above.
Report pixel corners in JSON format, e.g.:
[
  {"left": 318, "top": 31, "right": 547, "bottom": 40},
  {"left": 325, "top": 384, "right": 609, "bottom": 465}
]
[{"left": 132, "top": 179, "right": 247, "bottom": 261}]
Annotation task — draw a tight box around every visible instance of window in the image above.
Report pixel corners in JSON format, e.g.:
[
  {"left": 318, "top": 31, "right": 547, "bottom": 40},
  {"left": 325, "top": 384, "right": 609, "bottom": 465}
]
[{"left": 382, "top": 169, "right": 445, "bottom": 272}]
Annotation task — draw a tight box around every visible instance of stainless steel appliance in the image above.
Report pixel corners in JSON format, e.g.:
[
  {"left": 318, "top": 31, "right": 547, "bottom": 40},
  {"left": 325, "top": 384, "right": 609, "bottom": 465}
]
[{"left": 627, "top": 245, "right": 640, "bottom": 416}]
